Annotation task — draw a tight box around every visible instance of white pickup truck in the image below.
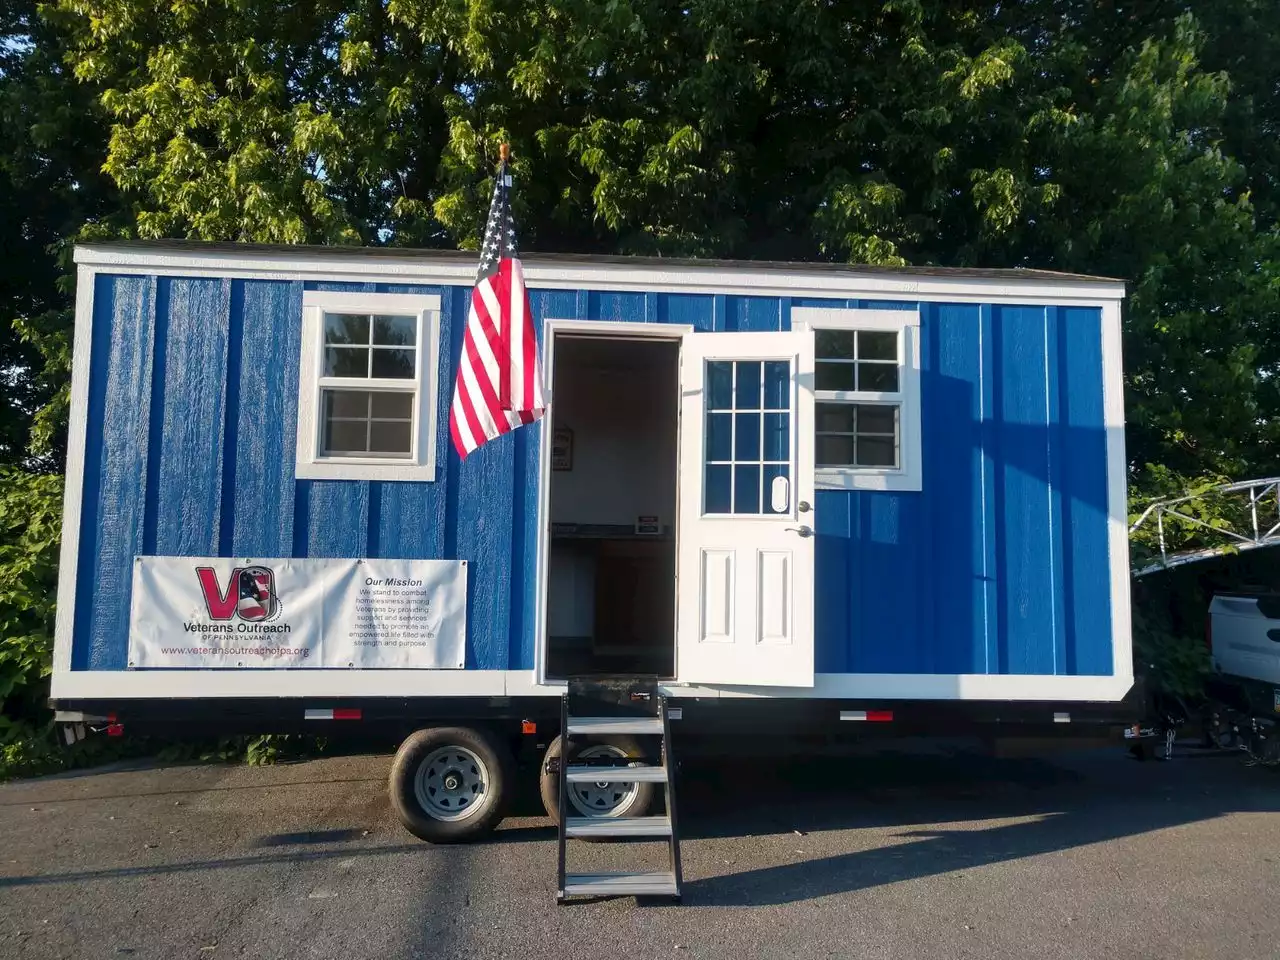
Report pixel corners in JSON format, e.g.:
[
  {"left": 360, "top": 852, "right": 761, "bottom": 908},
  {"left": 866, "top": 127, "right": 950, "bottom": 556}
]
[{"left": 1205, "top": 593, "right": 1280, "bottom": 763}]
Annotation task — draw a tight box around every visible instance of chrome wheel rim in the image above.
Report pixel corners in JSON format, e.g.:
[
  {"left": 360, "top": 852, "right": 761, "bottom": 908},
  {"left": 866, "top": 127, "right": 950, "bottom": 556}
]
[
  {"left": 414, "top": 745, "right": 489, "bottom": 821},
  {"left": 568, "top": 744, "right": 640, "bottom": 818}
]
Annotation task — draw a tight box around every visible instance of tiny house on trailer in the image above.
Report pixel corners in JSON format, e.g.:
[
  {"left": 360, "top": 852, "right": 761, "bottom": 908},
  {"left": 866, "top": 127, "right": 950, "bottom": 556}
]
[{"left": 52, "top": 241, "right": 1135, "bottom": 844}]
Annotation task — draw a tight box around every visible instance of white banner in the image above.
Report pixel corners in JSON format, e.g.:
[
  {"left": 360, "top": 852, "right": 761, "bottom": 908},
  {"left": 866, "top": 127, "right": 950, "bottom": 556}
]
[{"left": 127, "top": 557, "right": 467, "bottom": 669}]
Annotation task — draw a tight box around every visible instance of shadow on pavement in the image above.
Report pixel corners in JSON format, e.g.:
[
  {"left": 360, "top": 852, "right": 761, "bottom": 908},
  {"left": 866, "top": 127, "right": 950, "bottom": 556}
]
[
  {"left": 0, "top": 843, "right": 428, "bottom": 889},
  {"left": 4, "top": 747, "right": 1275, "bottom": 913},
  {"left": 0, "top": 774, "right": 388, "bottom": 808},
  {"left": 675, "top": 749, "right": 1280, "bottom": 906}
]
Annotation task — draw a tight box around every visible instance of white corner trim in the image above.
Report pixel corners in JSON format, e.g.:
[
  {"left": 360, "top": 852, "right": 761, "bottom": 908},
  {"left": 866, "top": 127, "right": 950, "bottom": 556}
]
[
  {"left": 295, "top": 290, "right": 442, "bottom": 482},
  {"left": 1101, "top": 300, "right": 1133, "bottom": 682},
  {"left": 74, "top": 244, "right": 1127, "bottom": 305},
  {"left": 52, "top": 264, "right": 98, "bottom": 677},
  {"left": 794, "top": 307, "right": 923, "bottom": 493}
]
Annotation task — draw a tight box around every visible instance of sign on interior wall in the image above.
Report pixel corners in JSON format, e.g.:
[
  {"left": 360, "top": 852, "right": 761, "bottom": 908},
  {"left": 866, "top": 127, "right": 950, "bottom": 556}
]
[
  {"left": 552, "top": 426, "right": 574, "bottom": 470},
  {"left": 127, "top": 557, "right": 467, "bottom": 669}
]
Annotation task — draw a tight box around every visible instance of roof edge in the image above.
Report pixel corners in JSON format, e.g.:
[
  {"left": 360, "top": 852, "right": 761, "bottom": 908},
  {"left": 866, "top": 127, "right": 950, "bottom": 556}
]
[{"left": 73, "top": 240, "right": 1127, "bottom": 300}]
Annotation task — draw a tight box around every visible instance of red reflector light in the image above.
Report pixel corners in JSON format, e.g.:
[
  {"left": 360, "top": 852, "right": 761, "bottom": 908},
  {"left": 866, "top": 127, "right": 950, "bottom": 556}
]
[
  {"left": 522, "top": 720, "right": 537, "bottom": 735},
  {"left": 332, "top": 708, "right": 362, "bottom": 721},
  {"left": 840, "top": 710, "right": 895, "bottom": 722},
  {"left": 106, "top": 723, "right": 124, "bottom": 737}
]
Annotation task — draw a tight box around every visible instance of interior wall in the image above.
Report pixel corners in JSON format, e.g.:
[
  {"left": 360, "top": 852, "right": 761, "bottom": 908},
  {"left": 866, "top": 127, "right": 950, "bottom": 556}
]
[{"left": 549, "top": 338, "right": 679, "bottom": 531}]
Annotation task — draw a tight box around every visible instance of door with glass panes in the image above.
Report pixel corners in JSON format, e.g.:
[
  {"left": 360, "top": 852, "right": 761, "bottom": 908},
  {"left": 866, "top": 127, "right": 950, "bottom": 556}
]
[{"left": 675, "top": 332, "right": 815, "bottom": 687}]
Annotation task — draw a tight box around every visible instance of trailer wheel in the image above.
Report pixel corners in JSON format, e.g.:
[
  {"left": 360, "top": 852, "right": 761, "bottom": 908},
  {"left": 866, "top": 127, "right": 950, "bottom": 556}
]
[
  {"left": 389, "top": 727, "right": 512, "bottom": 843},
  {"left": 538, "top": 734, "right": 654, "bottom": 825}
]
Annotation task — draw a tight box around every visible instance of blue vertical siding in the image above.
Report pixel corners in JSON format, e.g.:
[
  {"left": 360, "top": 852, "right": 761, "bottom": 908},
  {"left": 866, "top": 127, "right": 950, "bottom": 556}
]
[
  {"left": 658, "top": 293, "right": 715, "bottom": 330},
  {"left": 72, "top": 270, "right": 1114, "bottom": 680},
  {"left": 147, "top": 278, "right": 232, "bottom": 558},
  {"left": 809, "top": 299, "right": 1112, "bottom": 678},
  {"left": 1059, "top": 307, "right": 1113, "bottom": 674},
  {"left": 224, "top": 280, "right": 303, "bottom": 557},
  {"left": 924, "top": 302, "right": 989, "bottom": 674},
  {"left": 724, "top": 296, "right": 782, "bottom": 331},
  {"left": 73, "top": 275, "right": 156, "bottom": 669},
  {"left": 995, "top": 305, "right": 1058, "bottom": 675}
]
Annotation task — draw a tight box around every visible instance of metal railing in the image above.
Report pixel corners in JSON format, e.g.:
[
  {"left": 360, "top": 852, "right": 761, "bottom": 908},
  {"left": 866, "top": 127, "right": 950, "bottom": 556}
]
[{"left": 1129, "top": 476, "right": 1280, "bottom": 577}]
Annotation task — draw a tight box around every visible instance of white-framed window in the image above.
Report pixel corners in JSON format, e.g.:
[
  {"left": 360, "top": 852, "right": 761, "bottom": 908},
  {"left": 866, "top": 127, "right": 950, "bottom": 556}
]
[
  {"left": 792, "top": 307, "right": 922, "bottom": 492},
  {"left": 296, "top": 290, "right": 442, "bottom": 481}
]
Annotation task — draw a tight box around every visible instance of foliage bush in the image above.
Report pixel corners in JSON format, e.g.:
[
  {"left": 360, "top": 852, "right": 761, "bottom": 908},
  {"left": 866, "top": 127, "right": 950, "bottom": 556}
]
[{"left": 0, "top": 469, "right": 63, "bottom": 777}]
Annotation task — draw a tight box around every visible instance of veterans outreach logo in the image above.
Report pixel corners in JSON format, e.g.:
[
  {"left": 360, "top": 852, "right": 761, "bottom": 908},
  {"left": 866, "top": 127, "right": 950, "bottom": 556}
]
[{"left": 195, "top": 565, "right": 281, "bottom": 622}]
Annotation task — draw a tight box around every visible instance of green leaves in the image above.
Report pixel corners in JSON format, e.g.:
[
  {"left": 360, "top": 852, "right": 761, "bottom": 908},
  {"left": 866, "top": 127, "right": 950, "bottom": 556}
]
[{"left": 0, "top": 471, "right": 62, "bottom": 725}]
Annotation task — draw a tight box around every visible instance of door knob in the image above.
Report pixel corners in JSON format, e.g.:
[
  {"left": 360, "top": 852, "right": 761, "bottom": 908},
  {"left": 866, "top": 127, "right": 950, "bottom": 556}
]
[
  {"left": 785, "top": 525, "right": 813, "bottom": 538},
  {"left": 798, "top": 500, "right": 812, "bottom": 513}
]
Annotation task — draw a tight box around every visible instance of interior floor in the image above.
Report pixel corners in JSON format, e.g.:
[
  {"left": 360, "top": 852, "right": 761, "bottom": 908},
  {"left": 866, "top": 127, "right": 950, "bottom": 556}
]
[{"left": 545, "top": 335, "right": 679, "bottom": 679}]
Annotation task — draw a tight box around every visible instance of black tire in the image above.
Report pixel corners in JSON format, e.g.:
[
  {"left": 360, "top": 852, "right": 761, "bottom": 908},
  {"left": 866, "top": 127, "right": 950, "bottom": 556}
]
[
  {"left": 389, "top": 726, "right": 513, "bottom": 843},
  {"left": 539, "top": 734, "right": 655, "bottom": 825}
]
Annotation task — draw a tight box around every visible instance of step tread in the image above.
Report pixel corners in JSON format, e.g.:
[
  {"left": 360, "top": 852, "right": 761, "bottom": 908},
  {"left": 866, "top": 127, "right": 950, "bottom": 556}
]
[
  {"left": 565, "top": 815, "right": 672, "bottom": 838},
  {"left": 562, "top": 871, "right": 679, "bottom": 897},
  {"left": 565, "top": 764, "right": 667, "bottom": 783},
  {"left": 566, "top": 717, "right": 663, "bottom": 735}
]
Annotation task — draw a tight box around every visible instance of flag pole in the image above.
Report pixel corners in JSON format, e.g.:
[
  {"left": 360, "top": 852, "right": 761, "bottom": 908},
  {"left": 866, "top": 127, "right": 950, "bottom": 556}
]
[{"left": 497, "top": 142, "right": 513, "bottom": 410}]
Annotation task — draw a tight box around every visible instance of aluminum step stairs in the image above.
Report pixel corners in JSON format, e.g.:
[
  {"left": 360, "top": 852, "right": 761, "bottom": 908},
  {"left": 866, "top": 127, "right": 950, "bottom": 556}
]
[{"left": 556, "top": 678, "right": 683, "bottom": 904}]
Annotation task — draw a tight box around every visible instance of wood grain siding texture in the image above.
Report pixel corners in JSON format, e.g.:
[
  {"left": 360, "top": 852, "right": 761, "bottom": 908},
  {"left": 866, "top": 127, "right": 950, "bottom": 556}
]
[
  {"left": 809, "top": 300, "right": 1111, "bottom": 677},
  {"left": 75, "top": 275, "right": 157, "bottom": 669},
  {"left": 977, "top": 303, "right": 1001, "bottom": 674},
  {"left": 724, "top": 296, "right": 783, "bottom": 332},
  {"left": 227, "top": 280, "right": 303, "bottom": 557},
  {"left": 586, "top": 290, "right": 646, "bottom": 322},
  {"left": 149, "top": 278, "right": 232, "bottom": 558},
  {"left": 926, "top": 302, "right": 986, "bottom": 674},
  {"left": 69, "top": 273, "right": 1115, "bottom": 680},
  {"left": 1059, "top": 306, "right": 1113, "bottom": 675},
  {"left": 995, "top": 305, "right": 1057, "bottom": 675}
]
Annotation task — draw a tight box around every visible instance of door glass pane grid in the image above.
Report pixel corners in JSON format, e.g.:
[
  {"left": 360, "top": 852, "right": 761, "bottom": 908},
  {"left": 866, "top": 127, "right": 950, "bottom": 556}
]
[{"left": 705, "top": 360, "right": 791, "bottom": 515}]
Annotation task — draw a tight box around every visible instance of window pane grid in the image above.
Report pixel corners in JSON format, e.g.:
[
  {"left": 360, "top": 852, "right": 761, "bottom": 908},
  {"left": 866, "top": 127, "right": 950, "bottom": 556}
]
[
  {"left": 324, "top": 313, "right": 417, "bottom": 380},
  {"left": 814, "top": 328, "right": 904, "bottom": 471},
  {"left": 816, "top": 402, "right": 900, "bottom": 468},
  {"left": 321, "top": 388, "right": 414, "bottom": 459}
]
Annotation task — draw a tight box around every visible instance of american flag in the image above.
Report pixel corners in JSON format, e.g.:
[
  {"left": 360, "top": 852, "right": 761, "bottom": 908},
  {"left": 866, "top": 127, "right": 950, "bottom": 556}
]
[{"left": 449, "top": 157, "right": 548, "bottom": 458}]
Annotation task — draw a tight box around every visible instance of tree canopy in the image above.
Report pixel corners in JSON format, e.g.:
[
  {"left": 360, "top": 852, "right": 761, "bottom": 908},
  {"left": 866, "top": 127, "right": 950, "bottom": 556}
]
[{"left": 26, "top": 0, "right": 1276, "bottom": 492}]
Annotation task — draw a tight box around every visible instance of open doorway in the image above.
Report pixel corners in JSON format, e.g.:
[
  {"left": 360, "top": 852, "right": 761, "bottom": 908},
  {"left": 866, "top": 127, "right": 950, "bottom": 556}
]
[{"left": 543, "top": 333, "right": 680, "bottom": 679}]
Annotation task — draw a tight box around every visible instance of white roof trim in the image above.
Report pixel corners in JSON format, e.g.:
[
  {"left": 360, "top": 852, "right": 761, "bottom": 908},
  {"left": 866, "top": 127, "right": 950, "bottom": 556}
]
[{"left": 74, "top": 245, "right": 1126, "bottom": 304}]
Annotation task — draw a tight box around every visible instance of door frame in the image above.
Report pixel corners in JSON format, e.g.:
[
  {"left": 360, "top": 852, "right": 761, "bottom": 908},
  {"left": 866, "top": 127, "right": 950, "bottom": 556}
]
[{"left": 532, "top": 319, "right": 693, "bottom": 687}]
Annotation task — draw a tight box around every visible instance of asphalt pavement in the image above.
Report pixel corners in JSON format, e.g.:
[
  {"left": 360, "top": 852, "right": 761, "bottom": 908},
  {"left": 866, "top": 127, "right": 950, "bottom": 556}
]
[{"left": 2, "top": 744, "right": 1278, "bottom": 959}]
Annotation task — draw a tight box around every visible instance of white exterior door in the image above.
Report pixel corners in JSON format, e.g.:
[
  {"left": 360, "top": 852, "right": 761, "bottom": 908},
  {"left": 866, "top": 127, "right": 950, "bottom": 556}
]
[{"left": 676, "top": 331, "right": 815, "bottom": 687}]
